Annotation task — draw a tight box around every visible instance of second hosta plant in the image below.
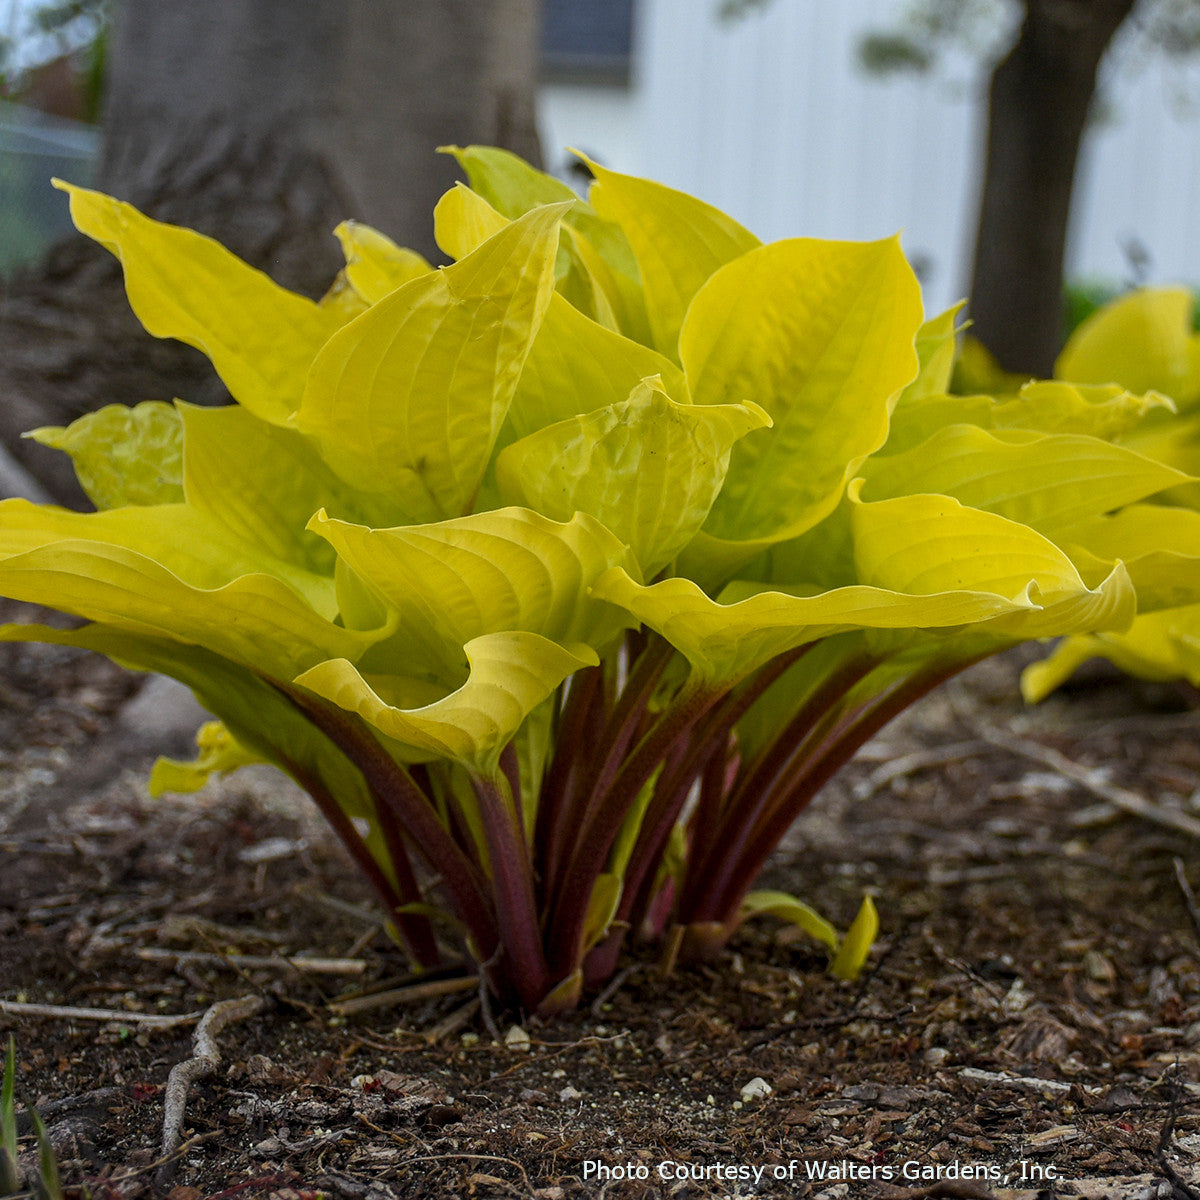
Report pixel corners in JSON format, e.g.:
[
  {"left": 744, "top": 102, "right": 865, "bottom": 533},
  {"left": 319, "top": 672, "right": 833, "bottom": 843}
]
[{"left": 1, "top": 149, "right": 1185, "bottom": 1013}]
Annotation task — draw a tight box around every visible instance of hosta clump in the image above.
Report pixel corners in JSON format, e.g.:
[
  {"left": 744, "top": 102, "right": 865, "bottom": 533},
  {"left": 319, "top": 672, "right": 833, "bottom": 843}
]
[
  {"left": 2, "top": 148, "right": 1181, "bottom": 1014},
  {"left": 999, "top": 287, "right": 1200, "bottom": 701}
]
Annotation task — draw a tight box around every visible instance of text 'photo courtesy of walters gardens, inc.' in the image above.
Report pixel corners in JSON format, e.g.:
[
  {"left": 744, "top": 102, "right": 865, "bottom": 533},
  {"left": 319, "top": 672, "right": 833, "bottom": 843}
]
[{"left": 578, "top": 1153, "right": 1063, "bottom": 1189}]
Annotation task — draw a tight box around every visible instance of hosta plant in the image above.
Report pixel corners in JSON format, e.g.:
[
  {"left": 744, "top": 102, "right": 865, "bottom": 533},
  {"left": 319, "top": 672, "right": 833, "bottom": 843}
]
[
  {"left": 1, "top": 148, "right": 1183, "bottom": 1014},
  {"left": 954, "top": 287, "right": 1200, "bottom": 702}
]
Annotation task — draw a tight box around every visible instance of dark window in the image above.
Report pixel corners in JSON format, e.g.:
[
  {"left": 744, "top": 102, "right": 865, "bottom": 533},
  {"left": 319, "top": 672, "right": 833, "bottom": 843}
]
[{"left": 541, "top": 0, "right": 635, "bottom": 84}]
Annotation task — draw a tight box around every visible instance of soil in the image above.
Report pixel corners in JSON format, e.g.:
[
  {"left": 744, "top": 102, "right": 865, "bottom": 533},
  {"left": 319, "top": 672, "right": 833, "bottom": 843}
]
[{"left": 3, "top": 611, "right": 1200, "bottom": 1200}]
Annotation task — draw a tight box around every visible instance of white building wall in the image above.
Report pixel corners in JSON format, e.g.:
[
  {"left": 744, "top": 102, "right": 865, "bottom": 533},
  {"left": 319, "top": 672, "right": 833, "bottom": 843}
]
[{"left": 540, "top": 0, "right": 1200, "bottom": 316}]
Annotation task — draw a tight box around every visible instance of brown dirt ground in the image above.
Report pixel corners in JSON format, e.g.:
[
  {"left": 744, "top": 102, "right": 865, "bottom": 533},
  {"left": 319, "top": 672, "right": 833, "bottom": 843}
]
[{"left": 3, "top": 617, "right": 1200, "bottom": 1200}]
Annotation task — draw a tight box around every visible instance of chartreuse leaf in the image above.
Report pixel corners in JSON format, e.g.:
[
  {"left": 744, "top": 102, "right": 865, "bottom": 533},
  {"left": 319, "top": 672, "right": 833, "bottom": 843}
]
[
  {"left": 150, "top": 720, "right": 264, "bottom": 795},
  {"left": 882, "top": 393, "right": 996, "bottom": 456},
  {"left": 991, "top": 381, "right": 1175, "bottom": 439},
  {"left": 295, "top": 632, "right": 597, "bottom": 775},
  {"left": 740, "top": 890, "right": 838, "bottom": 950},
  {"left": 585, "top": 155, "right": 760, "bottom": 358},
  {"left": 505, "top": 293, "right": 687, "bottom": 444},
  {"left": 496, "top": 380, "right": 770, "bottom": 577},
  {"left": 851, "top": 486, "right": 1136, "bottom": 642},
  {"left": 740, "top": 889, "right": 877, "bottom": 979},
  {"left": 1022, "top": 606, "right": 1200, "bottom": 700},
  {"left": 684, "top": 235, "right": 923, "bottom": 550},
  {"left": 444, "top": 143, "right": 639, "bottom": 281},
  {"left": 1056, "top": 505, "right": 1200, "bottom": 610},
  {"left": 859, "top": 426, "right": 1190, "bottom": 543},
  {"left": 55, "top": 181, "right": 344, "bottom": 424},
  {"left": 0, "top": 497, "right": 336, "bottom": 615},
  {"left": 443, "top": 144, "right": 579, "bottom": 213},
  {"left": 27, "top": 401, "right": 183, "bottom": 509},
  {"left": 179, "top": 402, "right": 380, "bottom": 577},
  {"left": 883, "top": 382, "right": 1172, "bottom": 459},
  {"left": 434, "top": 178, "right": 624, "bottom": 331},
  {"left": 295, "top": 203, "right": 568, "bottom": 521},
  {"left": 829, "top": 895, "right": 879, "bottom": 981},
  {"left": 581, "top": 872, "right": 623, "bottom": 954},
  {"left": 1056, "top": 287, "right": 1200, "bottom": 407},
  {"left": 334, "top": 220, "right": 431, "bottom": 304},
  {"left": 311, "top": 508, "right": 634, "bottom": 678},
  {"left": 433, "top": 183, "right": 511, "bottom": 260},
  {"left": 0, "top": 503, "right": 381, "bottom": 678},
  {"left": 897, "top": 303, "right": 966, "bottom": 406},
  {"left": 592, "top": 568, "right": 1031, "bottom": 687}
]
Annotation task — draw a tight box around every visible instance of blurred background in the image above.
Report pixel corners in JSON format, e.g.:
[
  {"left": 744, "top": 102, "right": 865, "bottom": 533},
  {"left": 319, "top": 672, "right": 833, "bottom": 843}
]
[{"left": 1, "top": 0, "right": 1199, "bottom": 499}]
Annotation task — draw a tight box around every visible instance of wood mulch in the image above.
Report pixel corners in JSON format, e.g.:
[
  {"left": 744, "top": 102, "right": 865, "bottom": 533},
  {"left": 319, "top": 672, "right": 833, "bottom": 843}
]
[{"left": 3, "top": 621, "right": 1200, "bottom": 1199}]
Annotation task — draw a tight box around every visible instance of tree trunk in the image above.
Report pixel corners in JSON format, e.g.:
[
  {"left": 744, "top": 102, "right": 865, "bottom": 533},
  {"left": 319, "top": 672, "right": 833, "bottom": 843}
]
[
  {"left": 968, "top": 0, "right": 1135, "bottom": 378},
  {"left": 0, "top": 0, "right": 544, "bottom": 504}
]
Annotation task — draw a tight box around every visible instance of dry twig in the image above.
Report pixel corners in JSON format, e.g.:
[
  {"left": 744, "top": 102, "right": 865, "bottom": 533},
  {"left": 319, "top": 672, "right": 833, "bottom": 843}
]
[
  {"left": 325, "top": 974, "right": 478, "bottom": 1016},
  {"left": 157, "top": 993, "right": 270, "bottom": 1187},
  {"left": 975, "top": 723, "right": 1200, "bottom": 840},
  {"left": 138, "top": 947, "right": 368, "bottom": 975},
  {"left": 0, "top": 999, "right": 203, "bottom": 1027}
]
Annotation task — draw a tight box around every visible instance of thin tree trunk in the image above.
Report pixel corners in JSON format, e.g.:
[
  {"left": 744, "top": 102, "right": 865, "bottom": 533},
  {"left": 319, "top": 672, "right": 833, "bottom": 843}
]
[
  {"left": 0, "top": 0, "right": 544, "bottom": 505},
  {"left": 968, "top": 0, "right": 1135, "bottom": 377}
]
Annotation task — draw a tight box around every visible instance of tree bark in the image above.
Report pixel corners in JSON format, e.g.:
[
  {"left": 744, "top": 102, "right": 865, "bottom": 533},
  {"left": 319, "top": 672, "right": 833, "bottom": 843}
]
[
  {"left": 968, "top": 0, "right": 1136, "bottom": 378},
  {"left": 0, "top": 0, "right": 544, "bottom": 504}
]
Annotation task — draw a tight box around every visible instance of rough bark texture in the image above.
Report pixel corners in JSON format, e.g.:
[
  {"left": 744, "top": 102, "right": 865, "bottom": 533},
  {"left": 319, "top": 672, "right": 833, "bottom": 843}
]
[
  {"left": 0, "top": 0, "right": 544, "bottom": 505},
  {"left": 968, "top": 0, "right": 1136, "bottom": 378}
]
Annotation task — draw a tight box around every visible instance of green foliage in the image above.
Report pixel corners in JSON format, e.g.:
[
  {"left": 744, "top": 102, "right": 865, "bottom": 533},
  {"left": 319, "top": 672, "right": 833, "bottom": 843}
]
[
  {"left": 2, "top": 148, "right": 1185, "bottom": 1014},
  {"left": 1, "top": 1036, "right": 65, "bottom": 1200},
  {"left": 1017, "top": 287, "right": 1200, "bottom": 699}
]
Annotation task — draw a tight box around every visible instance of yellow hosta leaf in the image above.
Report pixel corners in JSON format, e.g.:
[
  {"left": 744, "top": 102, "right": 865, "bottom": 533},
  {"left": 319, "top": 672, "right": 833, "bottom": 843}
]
[
  {"left": 592, "top": 567, "right": 1029, "bottom": 686},
  {"left": 442, "top": 143, "right": 579, "bottom": 214},
  {"left": 740, "top": 890, "right": 838, "bottom": 950},
  {"left": 444, "top": 144, "right": 647, "bottom": 337},
  {"left": 179, "top": 403, "right": 377, "bottom": 577},
  {"left": 55, "top": 181, "right": 344, "bottom": 424},
  {"left": 27, "top": 402, "right": 183, "bottom": 509},
  {"left": 860, "top": 425, "right": 1190, "bottom": 542},
  {"left": 585, "top": 155, "right": 760, "bottom": 358},
  {"left": 433, "top": 183, "right": 511, "bottom": 261},
  {"left": 334, "top": 221, "right": 431, "bottom": 304},
  {"left": 496, "top": 381, "right": 769, "bottom": 577},
  {"left": 851, "top": 486, "right": 1136, "bottom": 642},
  {"left": 685, "top": 235, "right": 922, "bottom": 548},
  {"left": 1056, "top": 287, "right": 1200, "bottom": 407},
  {"left": 992, "top": 381, "right": 1175, "bottom": 439},
  {"left": 1022, "top": 605, "right": 1200, "bottom": 700},
  {"left": 311, "top": 508, "right": 634, "bottom": 677},
  {"left": 0, "top": 497, "right": 334, "bottom": 612},
  {"left": 896, "top": 302, "right": 966, "bottom": 407},
  {"left": 150, "top": 720, "right": 264, "bottom": 796},
  {"left": 505, "top": 292, "right": 686, "bottom": 445},
  {"left": 829, "top": 895, "right": 879, "bottom": 981},
  {"left": 295, "top": 203, "right": 568, "bottom": 521},
  {"left": 852, "top": 485, "right": 1097, "bottom": 601},
  {"left": 294, "top": 632, "right": 597, "bottom": 774},
  {"left": 0, "top": 502, "right": 386, "bottom": 677}
]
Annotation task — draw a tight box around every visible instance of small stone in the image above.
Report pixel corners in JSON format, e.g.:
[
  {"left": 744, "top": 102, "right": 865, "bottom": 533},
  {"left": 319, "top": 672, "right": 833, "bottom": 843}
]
[
  {"left": 923, "top": 1047, "right": 950, "bottom": 1067},
  {"left": 740, "top": 1076, "right": 772, "bottom": 1102},
  {"left": 504, "top": 1025, "right": 531, "bottom": 1050},
  {"left": 251, "top": 1136, "right": 282, "bottom": 1157},
  {"left": 559, "top": 1085, "right": 582, "bottom": 1101},
  {"left": 461, "top": 1032, "right": 479, "bottom": 1047},
  {"left": 1085, "top": 949, "right": 1116, "bottom": 983},
  {"left": 1002, "top": 978, "right": 1032, "bottom": 1015}
]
